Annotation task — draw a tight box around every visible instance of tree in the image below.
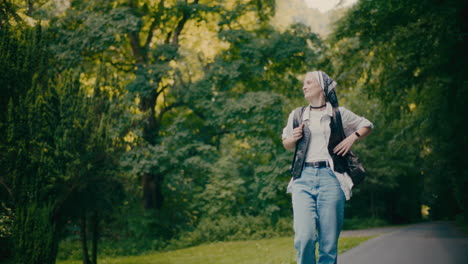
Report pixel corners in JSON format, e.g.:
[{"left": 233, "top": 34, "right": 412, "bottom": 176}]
[
  {"left": 47, "top": 0, "right": 278, "bottom": 211},
  {"left": 328, "top": 0, "right": 468, "bottom": 221},
  {"left": 1, "top": 20, "right": 127, "bottom": 262},
  {"left": 164, "top": 23, "right": 324, "bottom": 222}
]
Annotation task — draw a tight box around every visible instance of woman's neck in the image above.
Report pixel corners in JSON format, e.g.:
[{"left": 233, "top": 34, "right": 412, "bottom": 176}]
[{"left": 308, "top": 97, "right": 326, "bottom": 111}]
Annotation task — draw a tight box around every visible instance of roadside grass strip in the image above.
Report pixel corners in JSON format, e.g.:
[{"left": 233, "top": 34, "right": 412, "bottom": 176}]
[{"left": 58, "top": 235, "right": 375, "bottom": 264}]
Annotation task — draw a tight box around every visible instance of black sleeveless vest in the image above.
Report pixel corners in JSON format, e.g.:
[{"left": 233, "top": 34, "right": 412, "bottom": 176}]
[{"left": 290, "top": 106, "right": 348, "bottom": 179}]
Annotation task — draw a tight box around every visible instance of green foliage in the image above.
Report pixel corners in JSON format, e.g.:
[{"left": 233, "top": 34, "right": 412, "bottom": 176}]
[
  {"left": 3, "top": 0, "right": 467, "bottom": 262},
  {"left": 0, "top": 202, "right": 13, "bottom": 238},
  {"left": 0, "top": 24, "right": 62, "bottom": 263},
  {"left": 116, "top": 20, "right": 324, "bottom": 236},
  {"left": 57, "top": 234, "right": 166, "bottom": 260},
  {"left": 328, "top": 0, "right": 467, "bottom": 222},
  {"left": 196, "top": 156, "right": 248, "bottom": 216},
  {"left": 342, "top": 217, "right": 390, "bottom": 230},
  {"left": 49, "top": 3, "right": 141, "bottom": 70},
  {"left": 454, "top": 213, "right": 468, "bottom": 236},
  {"left": 166, "top": 215, "right": 294, "bottom": 250},
  {"left": 0, "top": 203, "right": 13, "bottom": 260},
  {"left": 212, "top": 24, "right": 322, "bottom": 95},
  {"left": 1, "top": 16, "right": 127, "bottom": 262},
  {"left": 12, "top": 202, "right": 59, "bottom": 264}
]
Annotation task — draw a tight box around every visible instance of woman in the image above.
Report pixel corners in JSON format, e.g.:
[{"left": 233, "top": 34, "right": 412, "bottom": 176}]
[{"left": 281, "top": 71, "right": 374, "bottom": 264}]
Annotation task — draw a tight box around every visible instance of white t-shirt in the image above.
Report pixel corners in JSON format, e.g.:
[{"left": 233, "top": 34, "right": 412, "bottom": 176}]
[{"left": 305, "top": 110, "right": 333, "bottom": 162}]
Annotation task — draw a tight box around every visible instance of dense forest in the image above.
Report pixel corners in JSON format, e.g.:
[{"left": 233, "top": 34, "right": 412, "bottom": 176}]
[{"left": 0, "top": 0, "right": 466, "bottom": 263}]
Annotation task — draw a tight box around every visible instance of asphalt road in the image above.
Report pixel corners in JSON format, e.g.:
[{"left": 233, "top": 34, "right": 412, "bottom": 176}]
[{"left": 338, "top": 221, "right": 468, "bottom": 264}]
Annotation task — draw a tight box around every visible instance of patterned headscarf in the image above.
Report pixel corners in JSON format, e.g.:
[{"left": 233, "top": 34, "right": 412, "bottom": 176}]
[{"left": 308, "top": 71, "right": 339, "bottom": 107}]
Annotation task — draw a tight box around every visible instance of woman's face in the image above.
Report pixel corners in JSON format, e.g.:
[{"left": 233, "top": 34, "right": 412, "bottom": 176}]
[{"left": 303, "top": 74, "right": 323, "bottom": 101}]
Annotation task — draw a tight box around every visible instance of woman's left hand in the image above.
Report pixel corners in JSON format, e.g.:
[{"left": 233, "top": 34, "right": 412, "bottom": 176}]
[{"left": 333, "top": 134, "right": 359, "bottom": 156}]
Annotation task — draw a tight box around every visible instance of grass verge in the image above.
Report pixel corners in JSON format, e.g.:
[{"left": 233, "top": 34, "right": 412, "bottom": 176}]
[{"left": 57, "top": 235, "right": 376, "bottom": 264}]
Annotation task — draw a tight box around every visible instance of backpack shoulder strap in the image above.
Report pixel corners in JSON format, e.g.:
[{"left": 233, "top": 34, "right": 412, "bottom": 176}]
[
  {"left": 290, "top": 106, "right": 307, "bottom": 175},
  {"left": 333, "top": 107, "right": 346, "bottom": 139},
  {"left": 292, "top": 106, "right": 306, "bottom": 128}
]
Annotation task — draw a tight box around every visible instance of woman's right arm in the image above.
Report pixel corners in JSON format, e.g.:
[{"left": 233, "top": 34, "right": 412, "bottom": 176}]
[
  {"left": 282, "top": 124, "right": 304, "bottom": 150},
  {"left": 282, "top": 110, "right": 305, "bottom": 150}
]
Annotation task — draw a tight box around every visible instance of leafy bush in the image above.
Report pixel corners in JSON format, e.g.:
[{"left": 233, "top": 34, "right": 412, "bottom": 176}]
[
  {"left": 57, "top": 236, "right": 169, "bottom": 260},
  {"left": 57, "top": 214, "right": 293, "bottom": 260},
  {"left": 165, "top": 215, "right": 294, "bottom": 250}
]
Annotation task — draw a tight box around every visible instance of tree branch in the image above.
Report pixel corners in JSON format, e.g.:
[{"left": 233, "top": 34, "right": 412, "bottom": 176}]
[
  {"left": 128, "top": 32, "right": 146, "bottom": 65},
  {"left": 0, "top": 177, "right": 15, "bottom": 204},
  {"left": 168, "top": 0, "right": 199, "bottom": 48},
  {"left": 156, "top": 83, "right": 169, "bottom": 97},
  {"left": 127, "top": 0, "right": 147, "bottom": 65},
  {"left": 145, "top": 18, "right": 158, "bottom": 50},
  {"left": 145, "top": 0, "right": 165, "bottom": 50},
  {"left": 157, "top": 101, "right": 185, "bottom": 122},
  {"left": 108, "top": 60, "right": 135, "bottom": 73}
]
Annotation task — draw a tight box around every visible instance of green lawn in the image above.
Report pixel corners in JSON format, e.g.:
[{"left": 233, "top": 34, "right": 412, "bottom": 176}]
[{"left": 57, "top": 236, "right": 375, "bottom": 264}]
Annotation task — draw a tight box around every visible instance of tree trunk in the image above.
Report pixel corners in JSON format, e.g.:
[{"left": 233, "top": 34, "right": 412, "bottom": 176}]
[
  {"left": 370, "top": 190, "right": 376, "bottom": 218},
  {"left": 26, "top": 0, "right": 34, "bottom": 16},
  {"left": 142, "top": 173, "right": 164, "bottom": 209},
  {"left": 80, "top": 214, "right": 91, "bottom": 264},
  {"left": 91, "top": 210, "right": 99, "bottom": 264}
]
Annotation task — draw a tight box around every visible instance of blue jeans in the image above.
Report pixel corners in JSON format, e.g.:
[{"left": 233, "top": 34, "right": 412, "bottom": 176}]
[{"left": 292, "top": 166, "right": 345, "bottom": 264}]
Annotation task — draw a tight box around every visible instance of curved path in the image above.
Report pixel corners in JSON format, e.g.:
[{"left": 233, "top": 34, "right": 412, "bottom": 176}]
[{"left": 338, "top": 221, "right": 468, "bottom": 264}]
